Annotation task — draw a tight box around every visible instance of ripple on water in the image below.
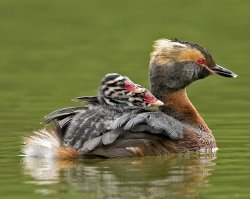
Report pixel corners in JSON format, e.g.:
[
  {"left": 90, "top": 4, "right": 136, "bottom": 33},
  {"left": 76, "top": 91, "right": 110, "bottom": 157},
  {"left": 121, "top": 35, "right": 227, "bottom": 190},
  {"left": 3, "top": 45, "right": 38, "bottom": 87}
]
[{"left": 19, "top": 154, "right": 216, "bottom": 199}]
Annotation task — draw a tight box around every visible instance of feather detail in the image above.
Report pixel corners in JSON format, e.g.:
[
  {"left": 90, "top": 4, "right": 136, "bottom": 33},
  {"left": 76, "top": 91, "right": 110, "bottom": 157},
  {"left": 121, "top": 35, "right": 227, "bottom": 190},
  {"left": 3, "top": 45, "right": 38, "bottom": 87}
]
[
  {"left": 79, "top": 136, "right": 102, "bottom": 154},
  {"left": 57, "top": 147, "right": 79, "bottom": 160},
  {"left": 123, "top": 113, "right": 148, "bottom": 130},
  {"left": 58, "top": 116, "right": 73, "bottom": 129},
  {"left": 22, "top": 129, "right": 79, "bottom": 159},
  {"left": 72, "top": 96, "right": 99, "bottom": 104},
  {"left": 101, "top": 129, "right": 125, "bottom": 145},
  {"left": 44, "top": 106, "right": 88, "bottom": 124},
  {"left": 109, "top": 111, "right": 184, "bottom": 140},
  {"left": 145, "top": 113, "right": 183, "bottom": 139},
  {"left": 109, "top": 114, "right": 133, "bottom": 129},
  {"left": 22, "top": 129, "right": 60, "bottom": 158}
]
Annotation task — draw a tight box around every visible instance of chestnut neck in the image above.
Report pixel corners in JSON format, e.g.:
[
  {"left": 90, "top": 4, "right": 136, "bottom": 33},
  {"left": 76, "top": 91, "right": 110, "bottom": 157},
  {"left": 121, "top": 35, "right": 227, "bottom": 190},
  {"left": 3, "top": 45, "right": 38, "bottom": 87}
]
[{"left": 153, "top": 88, "right": 210, "bottom": 132}]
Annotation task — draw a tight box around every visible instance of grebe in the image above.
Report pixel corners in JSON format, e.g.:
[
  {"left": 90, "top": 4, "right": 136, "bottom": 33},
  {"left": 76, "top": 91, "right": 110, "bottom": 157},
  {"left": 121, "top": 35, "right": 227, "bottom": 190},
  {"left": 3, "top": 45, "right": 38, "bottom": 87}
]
[
  {"left": 43, "top": 73, "right": 163, "bottom": 128},
  {"left": 74, "top": 73, "right": 163, "bottom": 108},
  {"left": 23, "top": 39, "right": 237, "bottom": 158},
  {"left": 78, "top": 39, "right": 237, "bottom": 157},
  {"left": 23, "top": 73, "right": 164, "bottom": 158}
]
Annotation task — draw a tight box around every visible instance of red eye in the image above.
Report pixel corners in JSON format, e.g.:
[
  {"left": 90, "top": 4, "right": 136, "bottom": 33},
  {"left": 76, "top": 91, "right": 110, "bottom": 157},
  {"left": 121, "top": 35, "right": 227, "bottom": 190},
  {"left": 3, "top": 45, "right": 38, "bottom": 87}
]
[{"left": 197, "top": 58, "right": 205, "bottom": 65}]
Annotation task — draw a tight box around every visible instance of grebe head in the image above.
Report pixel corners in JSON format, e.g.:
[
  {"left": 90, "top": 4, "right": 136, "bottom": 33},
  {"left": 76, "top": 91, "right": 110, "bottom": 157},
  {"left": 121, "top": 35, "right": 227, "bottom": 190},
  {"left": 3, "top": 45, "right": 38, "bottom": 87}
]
[
  {"left": 99, "top": 73, "right": 144, "bottom": 99},
  {"left": 150, "top": 39, "right": 237, "bottom": 94},
  {"left": 100, "top": 73, "right": 163, "bottom": 107}
]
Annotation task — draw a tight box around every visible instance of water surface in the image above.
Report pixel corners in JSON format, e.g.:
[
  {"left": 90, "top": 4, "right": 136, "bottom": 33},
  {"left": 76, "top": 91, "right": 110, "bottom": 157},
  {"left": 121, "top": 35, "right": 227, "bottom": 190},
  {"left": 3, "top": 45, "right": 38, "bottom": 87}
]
[{"left": 1, "top": 0, "right": 250, "bottom": 198}]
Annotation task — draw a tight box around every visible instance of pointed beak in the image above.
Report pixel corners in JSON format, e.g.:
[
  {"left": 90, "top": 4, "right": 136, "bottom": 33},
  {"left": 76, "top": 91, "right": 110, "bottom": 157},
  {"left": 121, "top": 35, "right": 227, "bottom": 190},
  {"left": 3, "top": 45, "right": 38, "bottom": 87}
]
[
  {"left": 211, "top": 65, "right": 238, "bottom": 78},
  {"left": 149, "top": 99, "right": 164, "bottom": 106}
]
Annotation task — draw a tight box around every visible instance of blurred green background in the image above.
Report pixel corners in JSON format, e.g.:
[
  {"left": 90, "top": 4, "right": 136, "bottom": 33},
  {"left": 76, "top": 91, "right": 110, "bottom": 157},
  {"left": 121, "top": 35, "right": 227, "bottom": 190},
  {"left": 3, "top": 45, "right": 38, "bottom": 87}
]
[{"left": 0, "top": 0, "right": 250, "bottom": 198}]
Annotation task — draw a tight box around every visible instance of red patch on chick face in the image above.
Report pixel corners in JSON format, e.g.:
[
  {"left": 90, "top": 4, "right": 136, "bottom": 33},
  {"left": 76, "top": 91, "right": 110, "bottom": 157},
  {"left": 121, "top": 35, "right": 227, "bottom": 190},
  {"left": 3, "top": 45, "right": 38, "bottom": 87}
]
[
  {"left": 124, "top": 80, "right": 144, "bottom": 93},
  {"left": 124, "top": 80, "right": 137, "bottom": 91},
  {"left": 144, "top": 91, "right": 164, "bottom": 106},
  {"left": 144, "top": 92, "right": 155, "bottom": 103}
]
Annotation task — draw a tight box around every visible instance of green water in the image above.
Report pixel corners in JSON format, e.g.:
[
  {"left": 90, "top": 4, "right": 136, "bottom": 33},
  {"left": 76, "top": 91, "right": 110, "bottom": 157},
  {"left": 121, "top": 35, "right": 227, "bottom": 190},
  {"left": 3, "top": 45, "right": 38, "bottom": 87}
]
[{"left": 1, "top": 0, "right": 250, "bottom": 198}]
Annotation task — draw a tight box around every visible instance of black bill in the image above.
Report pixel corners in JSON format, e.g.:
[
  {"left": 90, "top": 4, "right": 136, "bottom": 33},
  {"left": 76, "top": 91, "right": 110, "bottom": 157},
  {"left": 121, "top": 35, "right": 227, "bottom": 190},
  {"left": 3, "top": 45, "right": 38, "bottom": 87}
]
[{"left": 211, "top": 65, "right": 238, "bottom": 78}]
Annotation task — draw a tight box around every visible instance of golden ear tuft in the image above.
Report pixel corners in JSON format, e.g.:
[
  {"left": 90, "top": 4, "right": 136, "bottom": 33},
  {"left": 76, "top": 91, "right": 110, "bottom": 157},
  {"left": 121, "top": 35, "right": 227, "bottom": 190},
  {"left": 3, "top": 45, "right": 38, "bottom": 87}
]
[
  {"left": 150, "top": 39, "right": 187, "bottom": 65},
  {"left": 178, "top": 49, "right": 204, "bottom": 62},
  {"left": 150, "top": 39, "right": 205, "bottom": 65}
]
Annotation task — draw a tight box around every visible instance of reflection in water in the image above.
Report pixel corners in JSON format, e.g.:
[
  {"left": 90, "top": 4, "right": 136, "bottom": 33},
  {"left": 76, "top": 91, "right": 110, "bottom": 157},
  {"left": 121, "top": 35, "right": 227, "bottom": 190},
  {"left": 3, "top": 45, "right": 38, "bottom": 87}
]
[{"left": 22, "top": 153, "right": 216, "bottom": 198}]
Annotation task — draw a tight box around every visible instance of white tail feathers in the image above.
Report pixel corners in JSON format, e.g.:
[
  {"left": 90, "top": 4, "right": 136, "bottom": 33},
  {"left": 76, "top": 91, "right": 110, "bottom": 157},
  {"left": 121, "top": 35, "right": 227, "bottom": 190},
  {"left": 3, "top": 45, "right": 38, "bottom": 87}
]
[{"left": 22, "top": 129, "right": 79, "bottom": 159}]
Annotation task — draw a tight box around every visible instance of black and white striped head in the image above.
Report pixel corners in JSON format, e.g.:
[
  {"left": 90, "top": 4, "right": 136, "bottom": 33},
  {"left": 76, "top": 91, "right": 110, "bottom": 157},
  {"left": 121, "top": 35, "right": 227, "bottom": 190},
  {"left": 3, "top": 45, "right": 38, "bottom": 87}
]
[
  {"left": 99, "top": 73, "right": 144, "bottom": 105},
  {"left": 99, "top": 73, "right": 163, "bottom": 108}
]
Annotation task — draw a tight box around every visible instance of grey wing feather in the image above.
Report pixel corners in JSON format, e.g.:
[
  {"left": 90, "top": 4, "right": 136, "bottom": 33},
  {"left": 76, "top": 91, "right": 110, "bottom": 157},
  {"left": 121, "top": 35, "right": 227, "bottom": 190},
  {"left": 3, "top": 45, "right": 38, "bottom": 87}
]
[
  {"left": 109, "top": 107, "right": 149, "bottom": 130},
  {"left": 123, "top": 113, "right": 148, "bottom": 130},
  {"left": 64, "top": 105, "right": 127, "bottom": 150},
  {"left": 109, "top": 109, "right": 145, "bottom": 130},
  {"left": 101, "top": 129, "right": 125, "bottom": 145},
  {"left": 78, "top": 129, "right": 127, "bottom": 154},
  {"left": 44, "top": 106, "right": 88, "bottom": 123},
  {"left": 58, "top": 116, "right": 73, "bottom": 129},
  {"left": 72, "top": 96, "right": 100, "bottom": 105},
  {"left": 145, "top": 114, "right": 166, "bottom": 131},
  {"left": 145, "top": 113, "right": 183, "bottom": 139},
  {"left": 81, "top": 136, "right": 103, "bottom": 151},
  {"left": 78, "top": 129, "right": 126, "bottom": 154},
  {"left": 109, "top": 113, "right": 134, "bottom": 129},
  {"left": 115, "top": 111, "right": 184, "bottom": 140},
  {"left": 129, "top": 124, "right": 159, "bottom": 134}
]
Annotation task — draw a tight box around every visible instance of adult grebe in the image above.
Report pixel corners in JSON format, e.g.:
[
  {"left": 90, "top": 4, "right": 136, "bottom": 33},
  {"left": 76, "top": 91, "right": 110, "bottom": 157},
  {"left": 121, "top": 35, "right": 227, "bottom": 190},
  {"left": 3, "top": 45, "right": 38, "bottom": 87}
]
[{"left": 22, "top": 39, "right": 237, "bottom": 158}]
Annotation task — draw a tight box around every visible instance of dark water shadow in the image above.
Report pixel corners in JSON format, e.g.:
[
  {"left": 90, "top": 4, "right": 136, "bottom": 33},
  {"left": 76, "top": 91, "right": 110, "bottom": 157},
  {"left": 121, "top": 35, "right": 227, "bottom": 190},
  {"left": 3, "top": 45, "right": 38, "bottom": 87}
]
[{"left": 22, "top": 153, "right": 216, "bottom": 198}]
